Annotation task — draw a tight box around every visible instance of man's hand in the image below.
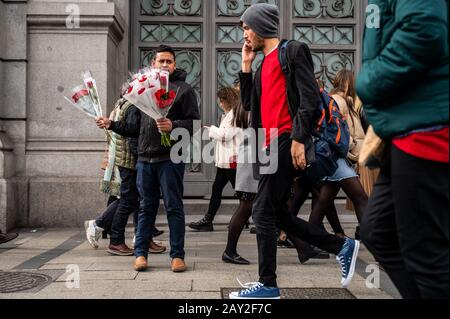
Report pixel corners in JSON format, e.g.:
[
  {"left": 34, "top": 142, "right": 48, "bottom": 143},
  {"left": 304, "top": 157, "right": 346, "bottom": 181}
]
[
  {"left": 95, "top": 117, "right": 111, "bottom": 129},
  {"left": 291, "top": 140, "right": 307, "bottom": 170},
  {"left": 242, "top": 44, "right": 256, "bottom": 73},
  {"left": 156, "top": 118, "right": 173, "bottom": 133}
]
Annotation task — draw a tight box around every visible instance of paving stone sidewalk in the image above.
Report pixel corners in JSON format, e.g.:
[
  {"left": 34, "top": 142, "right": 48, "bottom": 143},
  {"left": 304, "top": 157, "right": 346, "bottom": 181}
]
[{"left": 0, "top": 216, "right": 399, "bottom": 299}]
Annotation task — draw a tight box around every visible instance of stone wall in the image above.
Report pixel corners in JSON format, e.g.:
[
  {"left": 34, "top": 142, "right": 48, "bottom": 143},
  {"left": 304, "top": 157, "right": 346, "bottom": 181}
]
[{"left": 1, "top": 0, "right": 130, "bottom": 228}]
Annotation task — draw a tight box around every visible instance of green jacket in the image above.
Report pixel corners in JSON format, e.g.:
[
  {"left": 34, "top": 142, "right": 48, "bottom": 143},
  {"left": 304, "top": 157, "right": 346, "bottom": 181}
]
[
  {"left": 356, "top": 0, "right": 449, "bottom": 138},
  {"left": 112, "top": 100, "right": 137, "bottom": 170}
]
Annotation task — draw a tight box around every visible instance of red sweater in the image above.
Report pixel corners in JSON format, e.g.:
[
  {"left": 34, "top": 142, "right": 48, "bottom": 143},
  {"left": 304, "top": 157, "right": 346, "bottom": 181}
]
[
  {"left": 261, "top": 48, "right": 293, "bottom": 147},
  {"left": 392, "top": 126, "right": 449, "bottom": 163}
]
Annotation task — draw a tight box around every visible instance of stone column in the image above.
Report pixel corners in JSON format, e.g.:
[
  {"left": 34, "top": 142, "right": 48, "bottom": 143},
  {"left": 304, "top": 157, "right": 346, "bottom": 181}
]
[
  {"left": 0, "top": 123, "right": 16, "bottom": 232},
  {"left": 0, "top": 0, "right": 28, "bottom": 231},
  {"left": 23, "top": 0, "right": 128, "bottom": 227}
]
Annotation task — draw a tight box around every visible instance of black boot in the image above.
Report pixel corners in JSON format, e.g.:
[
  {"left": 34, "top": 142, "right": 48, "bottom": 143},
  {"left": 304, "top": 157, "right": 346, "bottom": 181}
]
[
  {"left": 188, "top": 215, "right": 214, "bottom": 232},
  {"left": 152, "top": 226, "right": 164, "bottom": 238}
]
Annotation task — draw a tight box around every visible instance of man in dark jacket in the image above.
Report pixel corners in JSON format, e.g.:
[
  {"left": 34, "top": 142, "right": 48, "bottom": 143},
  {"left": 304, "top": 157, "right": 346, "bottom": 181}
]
[
  {"left": 357, "top": 0, "right": 449, "bottom": 299},
  {"left": 229, "top": 3, "right": 360, "bottom": 299},
  {"left": 97, "top": 45, "right": 200, "bottom": 273},
  {"left": 91, "top": 97, "right": 166, "bottom": 256}
]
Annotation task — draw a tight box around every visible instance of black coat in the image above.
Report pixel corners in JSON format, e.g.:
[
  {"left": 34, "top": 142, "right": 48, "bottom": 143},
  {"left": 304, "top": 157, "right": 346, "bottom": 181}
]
[
  {"left": 239, "top": 40, "right": 322, "bottom": 167},
  {"left": 110, "top": 69, "right": 200, "bottom": 163}
]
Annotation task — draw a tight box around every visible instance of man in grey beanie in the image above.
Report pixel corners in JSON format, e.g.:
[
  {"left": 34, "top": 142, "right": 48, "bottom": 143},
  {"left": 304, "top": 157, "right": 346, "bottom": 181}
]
[
  {"left": 229, "top": 3, "right": 360, "bottom": 299},
  {"left": 240, "top": 2, "right": 279, "bottom": 39}
]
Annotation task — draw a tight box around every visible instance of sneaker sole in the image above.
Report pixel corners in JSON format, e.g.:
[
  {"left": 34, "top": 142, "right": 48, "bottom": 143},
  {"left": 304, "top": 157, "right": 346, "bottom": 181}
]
[
  {"left": 229, "top": 293, "right": 280, "bottom": 300},
  {"left": 342, "top": 240, "right": 360, "bottom": 287}
]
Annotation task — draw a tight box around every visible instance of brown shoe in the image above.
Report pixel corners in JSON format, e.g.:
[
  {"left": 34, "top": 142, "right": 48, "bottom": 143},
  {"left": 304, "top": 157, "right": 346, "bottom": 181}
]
[
  {"left": 107, "top": 243, "right": 134, "bottom": 256},
  {"left": 149, "top": 240, "right": 166, "bottom": 254},
  {"left": 171, "top": 258, "right": 187, "bottom": 273},
  {"left": 134, "top": 256, "right": 148, "bottom": 271}
]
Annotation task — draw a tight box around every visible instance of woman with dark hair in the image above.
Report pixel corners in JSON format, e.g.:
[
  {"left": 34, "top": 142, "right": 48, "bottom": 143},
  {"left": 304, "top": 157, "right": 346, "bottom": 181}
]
[{"left": 189, "top": 87, "right": 244, "bottom": 232}]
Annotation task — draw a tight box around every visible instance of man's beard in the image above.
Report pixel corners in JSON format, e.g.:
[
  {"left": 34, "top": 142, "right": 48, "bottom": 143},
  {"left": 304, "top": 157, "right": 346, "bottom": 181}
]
[{"left": 252, "top": 37, "right": 265, "bottom": 52}]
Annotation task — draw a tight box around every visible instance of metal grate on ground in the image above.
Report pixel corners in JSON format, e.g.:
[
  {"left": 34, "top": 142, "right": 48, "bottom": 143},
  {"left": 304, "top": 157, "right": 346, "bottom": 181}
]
[
  {"left": 0, "top": 271, "right": 53, "bottom": 294},
  {"left": 221, "top": 288, "right": 356, "bottom": 299}
]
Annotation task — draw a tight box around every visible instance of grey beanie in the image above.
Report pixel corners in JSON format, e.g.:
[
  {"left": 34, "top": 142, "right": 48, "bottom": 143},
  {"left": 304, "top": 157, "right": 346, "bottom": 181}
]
[{"left": 241, "top": 3, "right": 279, "bottom": 39}]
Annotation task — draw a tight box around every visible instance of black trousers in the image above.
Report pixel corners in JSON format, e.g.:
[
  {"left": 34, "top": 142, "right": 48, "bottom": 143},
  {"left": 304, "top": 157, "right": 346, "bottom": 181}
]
[
  {"left": 95, "top": 199, "right": 119, "bottom": 234},
  {"left": 206, "top": 168, "right": 236, "bottom": 219},
  {"left": 253, "top": 133, "right": 345, "bottom": 287},
  {"left": 361, "top": 144, "right": 449, "bottom": 299},
  {"left": 110, "top": 167, "right": 139, "bottom": 246}
]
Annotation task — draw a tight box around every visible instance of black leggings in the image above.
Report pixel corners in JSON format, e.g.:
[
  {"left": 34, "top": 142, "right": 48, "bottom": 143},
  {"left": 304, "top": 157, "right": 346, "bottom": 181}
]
[
  {"left": 288, "top": 177, "right": 345, "bottom": 235},
  {"left": 225, "top": 200, "right": 253, "bottom": 256},
  {"left": 206, "top": 168, "right": 236, "bottom": 220},
  {"left": 309, "top": 177, "right": 368, "bottom": 227}
]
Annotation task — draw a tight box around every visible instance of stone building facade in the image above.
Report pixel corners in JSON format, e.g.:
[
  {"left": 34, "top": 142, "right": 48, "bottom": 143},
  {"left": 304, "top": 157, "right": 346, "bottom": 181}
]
[{"left": 0, "top": 0, "right": 367, "bottom": 230}]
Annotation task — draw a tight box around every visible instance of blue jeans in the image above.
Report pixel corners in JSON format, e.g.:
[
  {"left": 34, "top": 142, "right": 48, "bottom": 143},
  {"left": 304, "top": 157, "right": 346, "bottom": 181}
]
[{"left": 135, "top": 161, "right": 186, "bottom": 259}]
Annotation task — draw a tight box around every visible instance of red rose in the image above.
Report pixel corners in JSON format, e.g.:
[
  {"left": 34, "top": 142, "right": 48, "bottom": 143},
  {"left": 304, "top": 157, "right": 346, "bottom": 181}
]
[
  {"left": 158, "top": 100, "right": 172, "bottom": 109},
  {"left": 155, "top": 89, "right": 167, "bottom": 100},
  {"left": 71, "top": 89, "right": 88, "bottom": 103},
  {"left": 168, "top": 90, "right": 176, "bottom": 99},
  {"left": 71, "top": 93, "right": 79, "bottom": 103},
  {"left": 138, "top": 87, "right": 146, "bottom": 95},
  {"left": 87, "top": 81, "right": 94, "bottom": 88}
]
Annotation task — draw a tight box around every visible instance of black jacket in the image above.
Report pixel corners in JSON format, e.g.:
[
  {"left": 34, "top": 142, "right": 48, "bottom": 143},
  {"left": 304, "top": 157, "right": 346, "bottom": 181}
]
[
  {"left": 122, "top": 104, "right": 139, "bottom": 158},
  {"left": 110, "top": 69, "right": 200, "bottom": 163},
  {"left": 239, "top": 40, "right": 322, "bottom": 165}
]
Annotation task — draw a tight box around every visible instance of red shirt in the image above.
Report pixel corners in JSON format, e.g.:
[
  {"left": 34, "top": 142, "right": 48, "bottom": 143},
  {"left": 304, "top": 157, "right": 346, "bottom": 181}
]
[
  {"left": 392, "top": 126, "right": 449, "bottom": 163},
  {"left": 261, "top": 48, "right": 292, "bottom": 147}
]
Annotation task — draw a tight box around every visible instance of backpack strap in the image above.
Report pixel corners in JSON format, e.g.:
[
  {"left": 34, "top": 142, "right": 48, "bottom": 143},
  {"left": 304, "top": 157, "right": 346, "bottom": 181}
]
[{"left": 278, "top": 39, "right": 293, "bottom": 78}]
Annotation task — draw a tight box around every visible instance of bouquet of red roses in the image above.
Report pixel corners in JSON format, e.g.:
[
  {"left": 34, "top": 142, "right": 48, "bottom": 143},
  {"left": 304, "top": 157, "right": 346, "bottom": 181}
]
[{"left": 123, "top": 68, "right": 179, "bottom": 147}]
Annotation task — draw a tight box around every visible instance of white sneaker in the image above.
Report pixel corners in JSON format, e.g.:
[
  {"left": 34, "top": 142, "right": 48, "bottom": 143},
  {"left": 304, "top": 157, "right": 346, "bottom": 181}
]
[{"left": 84, "top": 220, "right": 104, "bottom": 249}]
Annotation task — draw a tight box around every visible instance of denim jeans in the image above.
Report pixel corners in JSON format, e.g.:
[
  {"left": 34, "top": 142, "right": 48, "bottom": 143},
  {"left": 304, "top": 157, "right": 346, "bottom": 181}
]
[{"left": 135, "top": 160, "right": 186, "bottom": 259}]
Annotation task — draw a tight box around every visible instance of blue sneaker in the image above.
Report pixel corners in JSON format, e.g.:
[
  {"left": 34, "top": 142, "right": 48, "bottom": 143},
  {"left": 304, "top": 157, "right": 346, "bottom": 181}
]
[
  {"left": 229, "top": 279, "right": 280, "bottom": 299},
  {"left": 336, "top": 238, "right": 360, "bottom": 287}
]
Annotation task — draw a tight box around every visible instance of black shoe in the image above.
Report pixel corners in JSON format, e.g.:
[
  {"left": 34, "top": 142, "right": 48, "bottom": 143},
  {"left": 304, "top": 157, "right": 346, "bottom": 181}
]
[
  {"left": 0, "top": 232, "right": 19, "bottom": 245},
  {"left": 189, "top": 216, "right": 213, "bottom": 232},
  {"left": 277, "top": 238, "right": 295, "bottom": 248},
  {"left": 249, "top": 227, "right": 257, "bottom": 234},
  {"left": 152, "top": 227, "right": 164, "bottom": 238},
  {"left": 222, "top": 251, "right": 250, "bottom": 265},
  {"left": 298, "top": 246, "right": 330, "bottom": 264}
]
